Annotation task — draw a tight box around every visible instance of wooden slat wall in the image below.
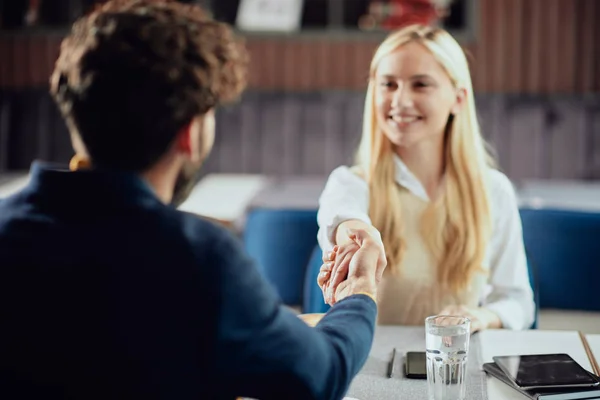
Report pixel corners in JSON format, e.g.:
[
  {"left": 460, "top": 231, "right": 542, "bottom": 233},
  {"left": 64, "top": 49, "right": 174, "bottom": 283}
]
[
  {"left": 0, "top": 34, "right": 62, "bottom": 88},
  {"left": 0, "top": 0, "right": 598, "bottom": 93}
]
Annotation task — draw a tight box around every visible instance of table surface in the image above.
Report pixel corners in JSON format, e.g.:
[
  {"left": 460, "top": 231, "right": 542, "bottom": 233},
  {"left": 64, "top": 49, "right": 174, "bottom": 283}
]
[
  {"left": 587, "top": 334, "right": 600, "bottom": 356},
  {"left": 337, "top": 326, "right": 599, "bottom": 400},
  {"left": 586, "top": 334, "right": 600, "bottom": 375},
  {"left": 346, "top": 326, "right": 487, "bottom": 400}
]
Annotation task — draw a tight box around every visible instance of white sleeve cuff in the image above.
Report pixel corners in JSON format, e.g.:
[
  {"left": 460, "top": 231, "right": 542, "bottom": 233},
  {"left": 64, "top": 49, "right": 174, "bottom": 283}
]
[
  {"left": 484, "top": 299, "right": 533, "bottom": 330},
  {"left": 317, "top": 214, "right": 373, "bottom": 253}
]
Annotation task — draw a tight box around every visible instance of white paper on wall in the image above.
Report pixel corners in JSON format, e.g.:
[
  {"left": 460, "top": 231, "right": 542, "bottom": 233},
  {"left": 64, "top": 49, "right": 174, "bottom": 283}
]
[{"left": 236, "top": 0, "right": 304, "bottom": 32}]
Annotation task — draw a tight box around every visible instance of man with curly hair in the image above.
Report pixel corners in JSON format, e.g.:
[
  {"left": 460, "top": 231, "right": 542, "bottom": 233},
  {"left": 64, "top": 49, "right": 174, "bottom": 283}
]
[{"left": 0, "top": 1, "right": 383, "bottom": 399}]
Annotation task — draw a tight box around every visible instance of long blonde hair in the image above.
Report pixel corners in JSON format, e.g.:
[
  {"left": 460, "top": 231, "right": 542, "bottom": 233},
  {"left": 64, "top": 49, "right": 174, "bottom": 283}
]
[{"left": 356, "top": 25, "right": 495, "bottom": 292}]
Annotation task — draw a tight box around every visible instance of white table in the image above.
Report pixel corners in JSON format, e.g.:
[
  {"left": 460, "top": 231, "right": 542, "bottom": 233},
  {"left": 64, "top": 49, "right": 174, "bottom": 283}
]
[
  {"left": 0, "top": 173, "right": 29, "bottom": 198},
  {"left": 587, "top": 334, "right": 600, "bottom": 357},
  {"left": 586, "top": 334, "right": 600, "bottom": 374}
]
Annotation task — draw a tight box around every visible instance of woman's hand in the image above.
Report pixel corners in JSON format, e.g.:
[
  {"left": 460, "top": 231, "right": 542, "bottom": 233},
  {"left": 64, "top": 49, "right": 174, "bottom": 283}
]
[
  {"left": 317, "top": 246, "right": 338, "bottom": 298},
  {"left": 324, "top": 241, "right": 360, "bottom": 304},
  {"left": 438, "top": 304, "right": 502, "bottom": 333},
  {"left": 318, "top": 245, "right": 363, "bottom": 304}
]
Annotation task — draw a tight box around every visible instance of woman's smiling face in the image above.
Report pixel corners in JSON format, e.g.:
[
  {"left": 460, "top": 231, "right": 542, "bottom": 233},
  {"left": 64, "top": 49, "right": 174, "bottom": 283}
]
[{"left": 374, "top": 41, "right": 463, "bottom": 150}]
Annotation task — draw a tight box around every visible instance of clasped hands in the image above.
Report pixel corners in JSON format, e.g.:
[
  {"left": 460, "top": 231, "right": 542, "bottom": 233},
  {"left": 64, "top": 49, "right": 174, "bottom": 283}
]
[{"left": 317, "top": 228, "right": 387, "bottom": 305}]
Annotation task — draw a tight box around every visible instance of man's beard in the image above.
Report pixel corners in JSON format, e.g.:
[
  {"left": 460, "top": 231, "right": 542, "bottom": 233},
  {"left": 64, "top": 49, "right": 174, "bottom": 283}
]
[{"left": 171, "top": 160, "right": 202, "bottom": 208}]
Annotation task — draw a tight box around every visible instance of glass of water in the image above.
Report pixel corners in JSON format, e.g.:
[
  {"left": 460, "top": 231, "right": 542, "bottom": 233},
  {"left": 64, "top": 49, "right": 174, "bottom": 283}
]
[{"left": 425, "top": 315, "right": 471, "bottom": 400}]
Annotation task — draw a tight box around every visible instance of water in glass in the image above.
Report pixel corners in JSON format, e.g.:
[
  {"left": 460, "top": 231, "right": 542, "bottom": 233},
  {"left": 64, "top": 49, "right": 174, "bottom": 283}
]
[{"left": 425, "top": 316, "right": 470, "bottom": 400}]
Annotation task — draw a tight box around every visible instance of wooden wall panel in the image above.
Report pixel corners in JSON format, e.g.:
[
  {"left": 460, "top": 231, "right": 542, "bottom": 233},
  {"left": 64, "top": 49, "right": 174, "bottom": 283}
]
[
  {"left": 557, "top": 0, "right": 576, "bottom": 93},
  {"left": 0, "top": 0, "right": 598, "bottom": 93},
  {"left": 522, "top": 0, "right": 543, "bottom": 93},
  {"left": 542, "top": 0, "right": 560, "bottom": 93},
  {"left": 503, "top": 0, "right": 522, "bottom": 93},
  {"left": 594, "top": 0, "right": 600, "bottom": 92}
]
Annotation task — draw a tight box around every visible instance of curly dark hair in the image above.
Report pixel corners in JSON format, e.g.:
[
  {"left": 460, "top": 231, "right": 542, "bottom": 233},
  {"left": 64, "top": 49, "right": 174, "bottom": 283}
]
[{"left": 50, "top": 0, "right": 248, "bottom": 171}]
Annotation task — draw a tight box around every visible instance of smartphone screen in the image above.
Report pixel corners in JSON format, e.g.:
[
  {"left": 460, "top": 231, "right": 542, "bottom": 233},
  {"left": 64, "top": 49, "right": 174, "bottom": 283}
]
[
  {"left": 493, "top": 354, "right": 600, "bottom": 389},
  {"left": 405, "top": 351, "right": 427, "bottom": 379}
]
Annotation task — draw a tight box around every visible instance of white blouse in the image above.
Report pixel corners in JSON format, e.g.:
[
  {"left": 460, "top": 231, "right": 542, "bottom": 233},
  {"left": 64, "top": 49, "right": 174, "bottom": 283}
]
[{"left": 317, "top": 156, "right": 535, "bottom": 330}]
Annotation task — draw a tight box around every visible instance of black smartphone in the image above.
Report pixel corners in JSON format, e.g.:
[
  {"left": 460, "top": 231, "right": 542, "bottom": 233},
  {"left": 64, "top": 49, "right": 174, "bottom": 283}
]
[
  {"left": 493, "top": 353, "right": 600, "bottom": 390},
  {"left": 405, "top": 351, "right": 427, "bottom": 379}
]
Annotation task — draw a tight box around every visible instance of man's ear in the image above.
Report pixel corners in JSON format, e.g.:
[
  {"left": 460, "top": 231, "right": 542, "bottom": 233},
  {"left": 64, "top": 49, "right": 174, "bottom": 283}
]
[
  {"left": 175, "top": 111, "right": 214, "bottom": 164},
  {"left": 175, "top": 120, "right": 195, "bottom": 159},
  {"left": 198, "top": 110, "right": 215, "bottom": 161},
  {"left": 450, "top": 87, "right": 467, "bottom": 116}
]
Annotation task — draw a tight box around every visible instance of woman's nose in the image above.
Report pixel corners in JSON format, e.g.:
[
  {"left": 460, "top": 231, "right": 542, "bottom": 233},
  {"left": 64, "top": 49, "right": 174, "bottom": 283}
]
[{"left": 391, "top": 83, "right": 413, "bottom": 108}]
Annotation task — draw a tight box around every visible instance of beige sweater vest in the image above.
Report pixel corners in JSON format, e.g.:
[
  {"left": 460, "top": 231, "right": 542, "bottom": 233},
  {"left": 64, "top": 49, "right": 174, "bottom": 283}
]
[{"left": 376, "top": 187, "right": 488, "bottom": 325}]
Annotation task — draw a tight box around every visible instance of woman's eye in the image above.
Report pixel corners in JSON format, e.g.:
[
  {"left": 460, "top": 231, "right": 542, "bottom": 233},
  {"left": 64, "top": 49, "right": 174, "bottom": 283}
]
[{"left": 380, "top": 81, "right": 396, "bottom": 89}]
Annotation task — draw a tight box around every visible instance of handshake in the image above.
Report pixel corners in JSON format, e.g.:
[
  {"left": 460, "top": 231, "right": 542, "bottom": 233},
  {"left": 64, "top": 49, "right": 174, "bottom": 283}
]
[{"left": 317, "top": 227, "right": 387, "bottom": 305}]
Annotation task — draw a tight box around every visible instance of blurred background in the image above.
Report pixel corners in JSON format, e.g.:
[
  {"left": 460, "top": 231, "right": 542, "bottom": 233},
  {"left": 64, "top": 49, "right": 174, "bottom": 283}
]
[
  {"left": 0, "top": 0, "right": 599, "bottom": 332},
  {"left": 1, "top": 0, "right": 598, "bottom": 180}
]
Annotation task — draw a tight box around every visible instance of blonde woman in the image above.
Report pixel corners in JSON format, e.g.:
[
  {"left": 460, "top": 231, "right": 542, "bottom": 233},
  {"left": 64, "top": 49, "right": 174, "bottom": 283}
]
[{"left": 316, "top": 25, "right": 535, "bottom": 332}]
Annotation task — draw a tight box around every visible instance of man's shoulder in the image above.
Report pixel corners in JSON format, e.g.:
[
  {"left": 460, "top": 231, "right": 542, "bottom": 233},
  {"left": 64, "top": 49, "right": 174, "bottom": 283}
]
[
  {"left": 164, "top": 208, "right": 244, "bottom": 262},
  {"left": 171, "top": 209, "right": 235, "bottom": 241}
]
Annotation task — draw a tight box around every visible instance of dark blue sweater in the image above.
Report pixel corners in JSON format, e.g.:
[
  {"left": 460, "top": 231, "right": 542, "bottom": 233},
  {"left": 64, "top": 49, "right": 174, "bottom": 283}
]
[{"left": 0, "top": 163, "right": 376, "bottom": 400}]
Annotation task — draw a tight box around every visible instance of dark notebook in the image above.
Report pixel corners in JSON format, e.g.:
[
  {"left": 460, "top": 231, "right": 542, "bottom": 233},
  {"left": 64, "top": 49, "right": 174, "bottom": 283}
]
[{"left": 483, "top": 362, "right": 600, "bottom": 400}]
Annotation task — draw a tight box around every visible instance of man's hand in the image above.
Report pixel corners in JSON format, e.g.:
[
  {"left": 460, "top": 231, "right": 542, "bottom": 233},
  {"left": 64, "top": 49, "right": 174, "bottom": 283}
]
[
  {"left": 324, "top": 241, "right": 360, "bottom": 304},
  {"left": 438, "top": 304, "right": 502, "bottom": 333},
  {"left": 318, "top": 241, "right": 364, "bottom": 304},
  {"left": 318, "top": 228, "right": 387, "bottom": 305}
]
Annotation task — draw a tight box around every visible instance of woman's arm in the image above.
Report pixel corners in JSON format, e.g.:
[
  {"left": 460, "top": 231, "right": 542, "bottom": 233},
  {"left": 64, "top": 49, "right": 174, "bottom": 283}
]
[
  {"left": 316, "top": 167, "right": 386, "bottom": 304},
  {"left": 335, "top": 220, "right": 381, "bottom": 247},
  {"left": 317, "top": 167, "right": 373, "bottom": 252}
]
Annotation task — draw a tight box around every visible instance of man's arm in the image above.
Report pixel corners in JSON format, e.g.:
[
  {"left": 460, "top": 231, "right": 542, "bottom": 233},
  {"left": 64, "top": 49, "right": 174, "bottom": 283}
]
[{"left": 211, "top": 228, "right": 377, "bottom": 400}]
